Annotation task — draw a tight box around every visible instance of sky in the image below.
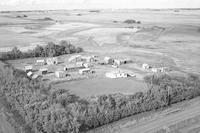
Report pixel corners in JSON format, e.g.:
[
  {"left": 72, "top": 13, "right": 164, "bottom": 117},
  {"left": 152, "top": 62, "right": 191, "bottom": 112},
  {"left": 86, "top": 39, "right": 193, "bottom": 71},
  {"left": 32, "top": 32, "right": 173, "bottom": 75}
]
[{"left": 0, "top": 0, "right": 200, "bottom": 11}]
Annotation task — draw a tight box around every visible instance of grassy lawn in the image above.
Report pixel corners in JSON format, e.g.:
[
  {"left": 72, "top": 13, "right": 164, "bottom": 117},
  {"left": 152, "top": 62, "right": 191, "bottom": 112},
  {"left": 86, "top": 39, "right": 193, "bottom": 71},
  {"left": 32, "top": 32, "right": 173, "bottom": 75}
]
[{"left": 54, "top": 78, "right": 147, "bottom": 98}]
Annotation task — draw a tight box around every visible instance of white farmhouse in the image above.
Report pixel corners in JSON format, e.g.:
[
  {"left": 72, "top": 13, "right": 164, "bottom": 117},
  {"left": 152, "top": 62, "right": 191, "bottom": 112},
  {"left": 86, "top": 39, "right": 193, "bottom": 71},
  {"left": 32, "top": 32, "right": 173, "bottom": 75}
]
[{"left": 105, "top": 71, "right": 128, "bottom": 79}]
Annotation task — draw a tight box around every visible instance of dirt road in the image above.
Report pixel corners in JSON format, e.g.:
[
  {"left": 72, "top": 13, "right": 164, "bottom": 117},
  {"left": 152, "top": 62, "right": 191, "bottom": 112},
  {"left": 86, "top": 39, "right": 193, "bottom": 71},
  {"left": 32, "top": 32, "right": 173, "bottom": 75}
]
[{"left": 122, "top": 102, "right": 200, "bottom": 133}]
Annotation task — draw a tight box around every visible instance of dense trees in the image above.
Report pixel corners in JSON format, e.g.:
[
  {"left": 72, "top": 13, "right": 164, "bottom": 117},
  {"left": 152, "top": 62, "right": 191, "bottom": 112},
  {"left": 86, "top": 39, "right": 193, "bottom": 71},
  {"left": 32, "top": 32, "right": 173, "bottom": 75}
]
[
  {"left": 124, "top": 19, "right": 141, "bottom": 24},
  {"left": 0, "top": 63, "right": 81, "bottom": 133},
  {"left": 0, "top": 61, "right": 200, "bottom": 133},
  {"left": 0, "top": 41, "right": 83, "bottom": 60}
]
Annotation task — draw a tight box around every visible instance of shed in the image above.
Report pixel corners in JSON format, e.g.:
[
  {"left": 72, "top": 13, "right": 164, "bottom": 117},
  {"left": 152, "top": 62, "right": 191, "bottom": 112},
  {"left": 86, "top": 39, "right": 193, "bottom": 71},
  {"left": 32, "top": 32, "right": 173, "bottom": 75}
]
[
  {"left": 79, "top": 68, "right": 91, "bottom": 75},
  {"left": 36, "top": 60, "right": 46, "bottom": 66},
  {"left": 46, "top": 57, "right": 58, "bottom": 65},
  {"left": 114, "top": 59, "right": 122, "bottom": 66},
  {"left": 27, "top": 71, "right": 33, "bottom": 77},
  {"left": 151, "top": 68, "right": 161, "bottom": 73},
  {"left": 55, "top": 71, "right": 66, "bottom": 78},
  {"left": 32, "top": 74, "right": 39, "bottom": 79},
  {"left": 104, "top": 57, "right": 114, "bottom": 64},
  {"left": 160, "top": 67, "right": 170, "bottom": 72},
  {"left": 83, "top": 63, "right": 92, "bottom": 68},
  {"left": 25, "top": 65, "right": 33, "bottom": 72},
  {"left": 142, "top": 63, "right": 151, "bottom": 70},
  {"left": 39, "top": 68, "right": 48, "bottom": 75},
  {"left": 64, "top": 64, "right": 84, "bottom": 71}
]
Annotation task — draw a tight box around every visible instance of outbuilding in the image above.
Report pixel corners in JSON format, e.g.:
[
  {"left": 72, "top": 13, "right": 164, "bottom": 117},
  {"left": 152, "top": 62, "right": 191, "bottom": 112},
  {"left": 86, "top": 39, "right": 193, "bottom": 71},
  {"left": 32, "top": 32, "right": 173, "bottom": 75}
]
[
  {"left": 39, "top": 68, "right": 48, "bottom": 75},
  {"left": 36, "top": 60, "right": 46, "bottom": 66},
  {"left": 27, "top": 71, "right": 33, "bottom": 77},
  {"left": 32, "top": 74, "right": 39, "bottom": 79},
  {"left": 79, "top": 68, "right": 91, "bottom": 75},
  {"left": 104, "top": 57, "right": 114, "bottom": 64},
  {"left": 142, "top": 63, "right": 151, "bottom": 70},
  {"left": 25, "top": 65, "right": 33, "bottom": 72},
  {"left": 46, "top": 57, "right": 58, "bottom": 65},
  {"left": 55, "top": 71, "right": 66, "bottom": 78},
  {"left": 151, "top": 68, "right": 161, "bottom": 73}
]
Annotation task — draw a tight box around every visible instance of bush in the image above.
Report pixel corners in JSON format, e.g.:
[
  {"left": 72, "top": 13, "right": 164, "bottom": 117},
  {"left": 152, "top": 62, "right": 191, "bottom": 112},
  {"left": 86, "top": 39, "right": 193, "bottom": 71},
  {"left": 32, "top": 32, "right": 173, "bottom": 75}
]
[
  {"left": 43, "top": 17, "right": 53, "bottom": 21},
  {"left": 124, "top": 19, "right": 136, "bottom": 24},
  {"left": 0, "top": 63, "right": 81, "bottom": 133}
]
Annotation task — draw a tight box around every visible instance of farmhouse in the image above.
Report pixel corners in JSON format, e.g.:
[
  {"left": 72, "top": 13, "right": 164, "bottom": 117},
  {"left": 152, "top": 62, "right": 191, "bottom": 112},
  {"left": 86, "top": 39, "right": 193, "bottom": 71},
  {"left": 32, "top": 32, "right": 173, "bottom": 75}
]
[
  {"left": 36, "top": 59, "right": 46, "bottom": 66},
  {"left": 46, "top": 57, "right": 58, "bottom": 65},
  {"left": 24, "top": 65, "right": 33, "bottom": 72},
  {"left": 55, "top": 71, "right": 66, "bottom": 78},
  {"left": 104, "top": 57, "right": 114, "bottom": 64},
  {"left": 105, "top": 71, "right": 128, "bottom": 79},
  {"left": 142, "top": 63, "right": 151, "bottom": 70},
  {"left": 79, "top": 68, "right": 91, "bottom": 75},
  {"left": 39, "top": 68, "right": 48, "bottom": 75}
]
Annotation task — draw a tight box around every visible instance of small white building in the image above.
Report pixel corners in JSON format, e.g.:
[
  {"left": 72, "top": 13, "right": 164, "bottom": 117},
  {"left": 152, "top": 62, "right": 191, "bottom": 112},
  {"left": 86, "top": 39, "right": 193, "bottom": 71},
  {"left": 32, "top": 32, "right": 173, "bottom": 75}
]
[
  {"left": 105, "top": 71, "right": 128, "bottom": 79},
  {"left": 36, "top": 60, "right": 46, "bottom": 66},
  {"left": 27, "top": 71, "right": 33, "bottom": 77},
  {"left": 46, "top": 57, "right": 58, "bottom": 65},
  {"left": 25, "top": 65, "right": 33, "bottom": 72},
  {"left": 55, "top": 71, "right": 66, "bottom": 78},
  {"left": 32, "top": 74, "right": 39, "bottom": 79},
  {"left": 114, "top": 59, "right": 121, "bottom": 66},
  {"left": 79, "top": 68, "right": 91, "bottom": 75},
  {"left": 160, "top": 67, "right": 170, "bottom": 72},
  {"left": 151, "top": 68, "right": 161, "bottom": 73},
  {"left": 76, "top": 62, "right": 84, "bottom": 67},
  {"left": 104, "top": 57, "right": 113, "bottom": 64},
  {"left": 83, "top": 63, "right": 92, "bottom": 68},
  {"left": 142, "top": 63, "right": 151, "bottom": 70},
  {"left": 39, "top": 68, "right": 48, "bottom": 75}
]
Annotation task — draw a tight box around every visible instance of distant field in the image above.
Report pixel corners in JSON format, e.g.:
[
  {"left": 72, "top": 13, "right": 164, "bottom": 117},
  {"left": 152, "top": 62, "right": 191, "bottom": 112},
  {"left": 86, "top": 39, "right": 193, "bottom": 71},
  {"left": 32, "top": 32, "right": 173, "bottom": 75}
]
[
  {"left": 54, "top": 78, "right": 147, "bottom": 98},
  {"left": 1, "top": 9, "right": 200, "bottom": 74}
]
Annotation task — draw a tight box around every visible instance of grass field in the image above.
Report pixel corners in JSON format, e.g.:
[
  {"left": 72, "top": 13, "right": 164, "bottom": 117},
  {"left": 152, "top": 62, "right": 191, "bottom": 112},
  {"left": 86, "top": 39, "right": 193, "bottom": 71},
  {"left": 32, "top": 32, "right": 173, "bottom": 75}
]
[{"left": 54, "top": 78, "right": 147, "bottom": 98}]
